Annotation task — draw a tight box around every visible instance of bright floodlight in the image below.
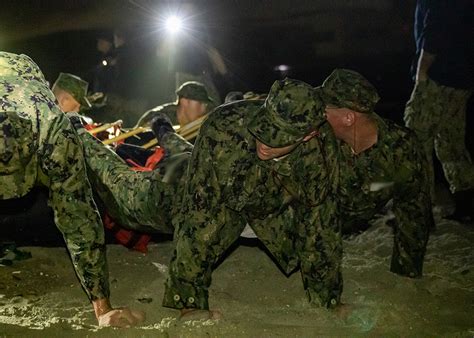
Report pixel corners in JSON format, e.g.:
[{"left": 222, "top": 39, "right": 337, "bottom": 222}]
[
  {"left": 165, "top": 15, "right": 183, "bottom": 34},
  {"left": 274, "top": 64, "right": 291, "bottom": 72}
]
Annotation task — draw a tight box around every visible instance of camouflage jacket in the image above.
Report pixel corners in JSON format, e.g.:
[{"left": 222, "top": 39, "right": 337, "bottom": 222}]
[
  {"left": 0, "top": 52, "right": 109, "bottom": 301},
  {"left": 170, "top": 100, "right": 343, "bottom": 307},
  {"left": 337, "top": 114, "right": 432, "bottom": 276},
  {"left": 134, "top": 102, "right": 178, "bottom": 127}
]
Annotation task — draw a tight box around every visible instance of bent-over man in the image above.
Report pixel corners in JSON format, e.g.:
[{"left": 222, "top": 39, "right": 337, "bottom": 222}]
[
  {"left": 0, "top": 52, "right": 143, "bottom": 327},
  {"left": 163, "top": 71, "right": 432, "bottom": 319}
]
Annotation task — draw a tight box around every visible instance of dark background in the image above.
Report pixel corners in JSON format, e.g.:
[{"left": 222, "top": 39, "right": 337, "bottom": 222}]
[
  {"left": 0, "top": 0, "right": 473, "bottom": 245},
  {"left": 1, "top": 0, "right": 419, "bottom": 122}
]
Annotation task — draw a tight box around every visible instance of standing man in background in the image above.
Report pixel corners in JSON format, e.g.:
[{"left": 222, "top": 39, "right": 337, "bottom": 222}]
[
  {"left": 135, "top": 81, "right": 213, "bottom": 128},
  {"left": 404, "top": 0, "right": 474, "bottom": 221}
]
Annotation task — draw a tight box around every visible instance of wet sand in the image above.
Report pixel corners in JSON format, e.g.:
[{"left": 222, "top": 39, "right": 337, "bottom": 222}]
[{"left": 0, "top": 214, "right": 473, "bottom": 337}]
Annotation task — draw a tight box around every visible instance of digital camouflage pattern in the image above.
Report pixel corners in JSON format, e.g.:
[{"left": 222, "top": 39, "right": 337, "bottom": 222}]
[
  {"left": 337, "top": 114, "right": 432, "bottom": 276},
  {"left": 52, "top": 72, "right": 91, "bottom": 108},
  {"left": 247, "top": 78, "right": 326, "bottom": 147},
  {"left": 76, "top": 127, "right": 191, "bottom": 234},
  {"left": 163, "top": 95, "right": 344, "bottom": 310},
  {"left": 321, "top": 68, "right": 380, "bottom": 113},
  {"left": 0, "top": 112, "right": 37, "bottom": 199},
  {"left": 160, "top": 132, "right": 194, "bottom": 156},
  {"left": 323, "top": 68, "right": 432, "bottom": 276},
  {"left": 135, "top": 102, "right": 178, "bottom": 127},
  {"left": 163, "top": 75, "right": 432, "bottom": 312},
  {"left": 404, "top": 78, "right": 474, "bottom": 195},
  {"left": 0, "top": 52, "right": 109, "bottom": 301},
  {"left": 78, "top": 96, "right": 197, "bottom": 235}
]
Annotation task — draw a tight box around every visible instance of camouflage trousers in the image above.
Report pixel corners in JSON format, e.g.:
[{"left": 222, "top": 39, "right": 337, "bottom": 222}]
[
  {"left": 162, "top": 210, "right": 343, "bottom": 311},
  {"left": 162, "top": 171, "right": 343, "bottom": 312},
  {"left": 404, "top": 78, "right": 474, "bottom": 196},
  {"left": 77, "top": 130, "right": 179, "bottom": 234}
]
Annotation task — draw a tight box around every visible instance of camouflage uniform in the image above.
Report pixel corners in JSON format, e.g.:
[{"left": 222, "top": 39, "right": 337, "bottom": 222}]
[
  {"left": 163, "top": 80, "right": 343, "bottom": 310},
  {"left": 75, "top": 84, "right": 201, "bottom": 233},
  {"left": 163, "top": 72, "right": 432, "bottom": 312},
  {"left": 0, "top": 52, "right": 109, "bottom": 301},
  {"left": 403, "top": 0, "right": 474, "bottom": 197},
  {"left": 322, "top": 69, "right": 432, "bottom": 277},
  {"left": 338, "top": 115, "right": 432, "bottom": 274},
  {"left": 76, "top": 129, "right": 191, "bottom": 234},
  {"left": 404, "top": 78, "right": 474, "bottom": 195},
  {"left": 134, "top": 81, "right": 213, "bottom": 128}
]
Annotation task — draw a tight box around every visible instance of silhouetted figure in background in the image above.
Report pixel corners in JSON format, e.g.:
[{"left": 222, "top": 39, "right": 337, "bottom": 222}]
[
  {"left": 90, "top": 30, "right": 115, "bottom": 94},
  {"left": 404, "top": 0, "right": 474, "bottom": 222}
]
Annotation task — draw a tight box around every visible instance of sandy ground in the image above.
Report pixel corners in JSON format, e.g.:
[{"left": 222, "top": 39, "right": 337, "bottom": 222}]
[{"left": 0, "top": 212, "right": 473, "bottom": 337}]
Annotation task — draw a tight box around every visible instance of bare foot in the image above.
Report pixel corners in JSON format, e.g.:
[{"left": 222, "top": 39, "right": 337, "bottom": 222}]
[{"left": 179, "top": 308, "right": 222, "bottom": 321}]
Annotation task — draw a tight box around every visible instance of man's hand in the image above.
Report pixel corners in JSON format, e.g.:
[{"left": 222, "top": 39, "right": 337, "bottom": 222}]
[
  {"left": 92, "top": 298, "right": 145, "bottom": 328},
  {"left": 68, "top": 113, "right": 86, "bottom": 133},
  {"left": 151, "top": 113, "right": 175, "bottom": 145},
  {"left": 97, "top": 308, "right": 145, "bottom": 328}
]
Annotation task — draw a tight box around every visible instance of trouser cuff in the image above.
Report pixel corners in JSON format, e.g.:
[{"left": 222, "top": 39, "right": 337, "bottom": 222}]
[
  {"left": 390, "top": 254, "right": 423, "bottom": 278},
  {"left": 162, "top": 277, "right": 209, "bottom": 310},
  {"left": 306, "top": 285, "right": 342, "bottom": 309}
]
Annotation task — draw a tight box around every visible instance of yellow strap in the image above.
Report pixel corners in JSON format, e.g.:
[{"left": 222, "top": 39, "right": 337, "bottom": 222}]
[
  {"left": 87, "top": 120, "right": 122, "bottom": 134},
  {"left": 102, "top": 114, "right": 207, "bottom": 147},
  {"left": 102, "top": 127, "right": 149, "bottom": 145}
]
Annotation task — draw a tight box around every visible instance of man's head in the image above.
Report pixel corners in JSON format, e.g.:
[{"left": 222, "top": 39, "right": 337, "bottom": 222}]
[
  {"left": 97, "top": 31, "right": 114, "bottom": 55},
  {"left": 321, "top": 69, "right": 379, "bottom": 138},
  {"left": 52, "top": 73, "right": 91, "bottom": 113},
  {"left": 321, "top": 69, "right": 379, "bottom": 114},
  {"left": 248, "top": 78, "right": 325, "bottom": 160},
  {"left": 176, "top": 81, "right": 213, "bottom": 126}
]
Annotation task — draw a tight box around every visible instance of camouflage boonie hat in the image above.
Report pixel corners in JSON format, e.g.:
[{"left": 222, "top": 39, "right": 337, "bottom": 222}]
[
  {"left": 247, "top": 78, "right": 325, "bottom": 148},
  {"left": 321, "top": 69, "right": 380, "bottom": 113},
  {"left": 0, "top": 112, "right": 37, "bottom": 199},
  {"left": 52, "top": 73, "right": 91, "bottom": 108},
  {"left": 176, "top": 81, "right": 213, "bottom": 103}
]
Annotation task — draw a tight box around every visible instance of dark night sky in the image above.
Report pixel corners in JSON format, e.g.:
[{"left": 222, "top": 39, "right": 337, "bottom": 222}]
[{"left": 0, "top": 0, "right": 471, "bottom": 126}]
